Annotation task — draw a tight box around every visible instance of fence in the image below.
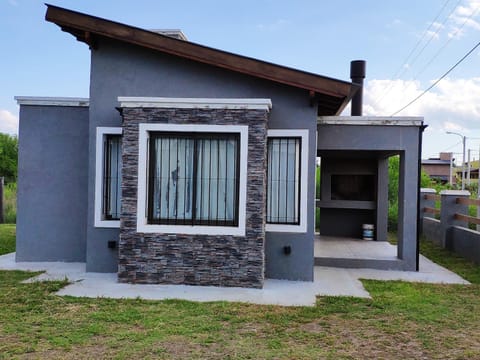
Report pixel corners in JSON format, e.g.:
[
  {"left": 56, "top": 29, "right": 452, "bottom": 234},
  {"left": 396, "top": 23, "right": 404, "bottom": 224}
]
[{"left": 420, "top": 188, "right": 480, "bottom": 264}]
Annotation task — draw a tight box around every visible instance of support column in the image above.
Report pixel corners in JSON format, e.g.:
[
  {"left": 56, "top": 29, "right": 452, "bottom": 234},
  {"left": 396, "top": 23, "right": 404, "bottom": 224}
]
[
  {"left": 376, "top": 158, "right": 389, "bottom": 241},
  {"left": 439, "top": 190, "right": 470, "bottom": 249},
  {"left": 419, "top": 188, "right": 436, "bottom": 233},
  {"left": 397, "top": 150, "right": 419, "bottom": 270}
]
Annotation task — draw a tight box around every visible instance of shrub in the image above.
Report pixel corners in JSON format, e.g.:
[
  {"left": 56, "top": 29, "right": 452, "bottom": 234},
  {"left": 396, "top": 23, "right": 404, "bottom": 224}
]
[
  {"left": 387, "top": 156, "right": 432, "bottom": 231},
  {"left": 0, "top": 133, "right": 18, "bottom": 184},
  {"left": 3, "top": 182, "right": 16, "bottom": 224}
]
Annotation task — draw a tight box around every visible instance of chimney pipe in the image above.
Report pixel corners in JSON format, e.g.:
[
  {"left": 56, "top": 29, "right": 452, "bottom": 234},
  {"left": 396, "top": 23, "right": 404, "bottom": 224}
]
[{"left": 350, "top": 60, "right": 366, "bottom": 116}]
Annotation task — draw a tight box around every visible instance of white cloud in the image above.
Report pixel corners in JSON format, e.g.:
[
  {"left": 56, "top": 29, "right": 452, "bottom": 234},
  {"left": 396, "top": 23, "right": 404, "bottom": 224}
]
[
  {"left": 447, "top": 26, "right": 466, "bottom": 39},
  {"left": 362, "top": 77, "right": 480, "bottom": 158},
  {"left": 414, "top": 1, "right": 480, "bottom": 40},
  {"left": 443, "top": 121, "right": 464, "bottom": 131},
  {"left": 0, "top": 109, "right": 19, "bottom": 134},
  {"left": 425, "top": 29, "right": 440, "bottom": 40},
  {"left": 430, "top": 21, "right": 444, "bottom": 30},
  {"left": 449, "top": 0, "right": 480, "bottom": 36},
  {"left": 364, "top": 77, "right": 480, "bottom": 130}
]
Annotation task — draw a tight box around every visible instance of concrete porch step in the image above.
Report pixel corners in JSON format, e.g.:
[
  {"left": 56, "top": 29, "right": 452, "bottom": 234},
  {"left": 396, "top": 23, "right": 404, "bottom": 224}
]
[{"left": 314, "top": 257, "right": 404, "bottom": 271}]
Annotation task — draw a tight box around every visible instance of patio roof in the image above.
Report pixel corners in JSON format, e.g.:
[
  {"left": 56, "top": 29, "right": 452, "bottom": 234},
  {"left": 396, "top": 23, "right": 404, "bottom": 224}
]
[{"left": 45, "top": 4, "right": 359, "bottom": 115}]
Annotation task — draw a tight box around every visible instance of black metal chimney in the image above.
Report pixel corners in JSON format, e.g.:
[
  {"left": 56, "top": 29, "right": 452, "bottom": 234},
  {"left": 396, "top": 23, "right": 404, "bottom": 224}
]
[{"left": 350, "top": 60, "right": 366, "bottom": 116}]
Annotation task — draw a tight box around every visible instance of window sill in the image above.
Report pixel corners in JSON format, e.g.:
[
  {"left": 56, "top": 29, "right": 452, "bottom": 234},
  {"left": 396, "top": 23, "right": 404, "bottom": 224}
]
[
  {"left": 266, "top": 223, "right": 306, "bottom": 233},
  {"left": 94, "top": 220, "right": 120, "bottom": 228},
  {"left": 137, "top": 222, "right": 245, "bottom": 236}
]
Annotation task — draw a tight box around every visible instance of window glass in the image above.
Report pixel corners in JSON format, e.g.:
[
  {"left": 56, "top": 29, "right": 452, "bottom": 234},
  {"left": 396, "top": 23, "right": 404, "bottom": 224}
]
[
  {"left": 266, "top": 137, "right": 301, "bottom": 224},
  {"left": 148, "top": 133, "right": 239, "bottom": 226},
  {"left": 103, "top": 135, "right": 122, "bottom": 220}
]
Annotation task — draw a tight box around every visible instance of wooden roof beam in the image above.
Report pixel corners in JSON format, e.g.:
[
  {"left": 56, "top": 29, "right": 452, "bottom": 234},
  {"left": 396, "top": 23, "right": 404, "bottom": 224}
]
[{"left": 45, "top": 3, "right": 359, "bottom": 107}]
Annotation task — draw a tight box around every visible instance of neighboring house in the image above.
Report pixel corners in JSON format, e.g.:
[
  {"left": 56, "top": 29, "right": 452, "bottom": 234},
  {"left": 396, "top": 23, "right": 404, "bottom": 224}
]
[
  {"left": 15, "top": 5, "right": 424, "bottom": 289},
  {"left": 422, "top": 152, "right": 454, "bottom": 184},
  {"left": 455, "top": 160, "right": 479, "bottom": 185}
]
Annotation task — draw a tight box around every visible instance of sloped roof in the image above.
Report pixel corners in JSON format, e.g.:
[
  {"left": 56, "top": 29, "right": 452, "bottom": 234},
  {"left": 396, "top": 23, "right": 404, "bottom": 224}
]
[{"left": 45, "top": 4, "right": 359, "bottom": 115}]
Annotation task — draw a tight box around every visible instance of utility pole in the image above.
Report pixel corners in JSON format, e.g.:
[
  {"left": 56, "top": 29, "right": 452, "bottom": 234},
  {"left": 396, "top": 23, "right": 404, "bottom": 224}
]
[
  {"left": 449, "top": 155, "right": 453, "bottom": 186},
  {"left": 467, "top": 149, "right": 471, "bottom": 186},
  {"left": 446, "top": 131, "right": 466, "bottom": 190}
]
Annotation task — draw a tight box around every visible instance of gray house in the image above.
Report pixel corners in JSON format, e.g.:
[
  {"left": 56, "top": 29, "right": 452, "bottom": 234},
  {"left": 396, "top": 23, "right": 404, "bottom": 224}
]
[{"left": 15, "top": 5, "right": 424, "bottom": 289}]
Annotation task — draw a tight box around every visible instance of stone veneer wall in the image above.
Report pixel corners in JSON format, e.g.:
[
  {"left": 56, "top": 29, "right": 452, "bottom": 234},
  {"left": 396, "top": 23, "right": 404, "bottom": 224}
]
[{"left": 118, "top": 107, "right": 268, "bottom": 288}]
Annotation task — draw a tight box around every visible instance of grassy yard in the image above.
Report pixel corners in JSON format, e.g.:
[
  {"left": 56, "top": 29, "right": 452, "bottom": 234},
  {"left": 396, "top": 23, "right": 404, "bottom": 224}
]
[
  {"left": 0, "top": 226, "right": 479, "bottom": 359},
  {"left": 0, "top": 223, "right": 15, "bottom": 255}
]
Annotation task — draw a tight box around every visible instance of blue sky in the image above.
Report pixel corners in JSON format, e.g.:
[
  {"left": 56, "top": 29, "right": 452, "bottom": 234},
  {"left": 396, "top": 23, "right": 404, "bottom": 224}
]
[{"left": 1, "top": 0, "right": 480, "bottom": 160}]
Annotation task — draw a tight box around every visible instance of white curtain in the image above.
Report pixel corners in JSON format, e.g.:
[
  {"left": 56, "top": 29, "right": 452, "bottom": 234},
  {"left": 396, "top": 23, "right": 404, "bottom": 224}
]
[
  {"left": 151, "top": 135, "right": 237, "bottom": 224},
  {"left": 152, "top": 137, "right": 194, "bottom": 221},
  {"left": 267, "top": 138, "right": 300, "bottom": 224},
  {"left": 196, "top": 138, "right": 236, "bottom": 222},
  {"left": 105, "top": 136, "right": 122, "bottom": 220}
]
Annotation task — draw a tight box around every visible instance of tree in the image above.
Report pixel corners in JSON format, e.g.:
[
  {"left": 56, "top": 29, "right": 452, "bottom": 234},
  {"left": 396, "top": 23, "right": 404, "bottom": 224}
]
[
  {"left": 0, "top": 133, "right": 18, "bottom": 183},
  {"left": 388, "top": 155, "right": 431, "bottom": 230}
]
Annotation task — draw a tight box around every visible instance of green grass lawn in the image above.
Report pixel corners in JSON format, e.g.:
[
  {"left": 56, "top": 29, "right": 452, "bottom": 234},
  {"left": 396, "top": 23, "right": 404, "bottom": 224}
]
[
  {"left": 0, "top": 223, "right": 15, "bottom": 255},
  {"left": 0, "top": 226, "right": 479, "bottom": 359}
]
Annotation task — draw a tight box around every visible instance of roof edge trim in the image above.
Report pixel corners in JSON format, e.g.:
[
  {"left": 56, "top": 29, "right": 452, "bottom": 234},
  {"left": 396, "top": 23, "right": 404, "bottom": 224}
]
[
  {"left": 318, "top": 116, "right": 424, "bottom": 127},
  {"left": 118, "top": 97, "right": 272, "bottom": 111},
  {"left": 15, "top": 96, "right": 89, "bottom": 107}
]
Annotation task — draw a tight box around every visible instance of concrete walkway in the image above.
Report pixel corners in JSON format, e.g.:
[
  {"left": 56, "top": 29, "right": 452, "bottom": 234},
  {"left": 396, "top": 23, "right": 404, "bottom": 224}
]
[{"left": 0, "top": 252, "right": 469, "bottom": 307}]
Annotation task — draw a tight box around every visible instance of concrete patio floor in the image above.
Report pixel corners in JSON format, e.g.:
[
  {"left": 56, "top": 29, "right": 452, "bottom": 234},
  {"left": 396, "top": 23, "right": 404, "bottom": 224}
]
[
  {"left": 0, "top": 252, "right": 469, "bottom": 307},
  {"left": 315, "top": 236, "right": 397, "bottom": 260}
]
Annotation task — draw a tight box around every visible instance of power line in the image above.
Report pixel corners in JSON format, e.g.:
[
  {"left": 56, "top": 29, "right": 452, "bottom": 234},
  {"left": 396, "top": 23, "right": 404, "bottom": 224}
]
[
  {"left": 406, "top": 0, "right": 462, "bottom": 78},
  {"left": 411, "top": 1, "right": 480, "bottom": 81},
  {"left": 390, "top": 1, "right": 480, "bottom": 113},
  {"left": 442, "top": 139, "right": 462, "bottom": 151},
  {"left": 391, "top": 39, "right": 480, "bottom": 116},
  {"left": 373, "top": 0, "right": 459, "bottom": 107},
  {"left": 395, "top": 0, "right": 452, "bottom": 79}
]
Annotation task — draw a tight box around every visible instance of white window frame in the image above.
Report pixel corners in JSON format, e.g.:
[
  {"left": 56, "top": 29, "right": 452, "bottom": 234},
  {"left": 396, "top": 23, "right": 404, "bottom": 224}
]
[
  {"left": 265, "top": 129, "right": 308, "bottom": 233},
  {"left": 137, "top": 123, "right": 248, "bottom": 236},
  {"left": 94, "top": 127, "right": 123, "bottom": 228}
]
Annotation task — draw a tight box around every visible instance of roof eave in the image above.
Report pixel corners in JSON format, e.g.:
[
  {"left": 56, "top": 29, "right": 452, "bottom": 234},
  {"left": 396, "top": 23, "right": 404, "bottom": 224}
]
[{"left": 45, "top": 4, "right": 355, "bottom": 110}]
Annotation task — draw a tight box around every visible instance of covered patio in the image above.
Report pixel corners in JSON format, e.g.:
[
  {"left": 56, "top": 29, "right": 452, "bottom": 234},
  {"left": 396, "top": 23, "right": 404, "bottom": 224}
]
[
  {"left": 314, "top": 235, "right": 399, "bottom": 269},
  {"left": 316, "top": 116, "right": 425, "bottom": 271}
]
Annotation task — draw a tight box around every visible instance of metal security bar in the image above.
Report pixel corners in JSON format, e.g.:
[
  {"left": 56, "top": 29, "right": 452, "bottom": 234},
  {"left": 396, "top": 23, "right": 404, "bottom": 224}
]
[
  {"left": 103, "top": 135, "right": 122, "bottom": 220},
  {"left": 266, "top": 137, "right": 301, "bottom": 225},
  {"left": 148, "top": 132, "right": 240, "bottom": 226}
]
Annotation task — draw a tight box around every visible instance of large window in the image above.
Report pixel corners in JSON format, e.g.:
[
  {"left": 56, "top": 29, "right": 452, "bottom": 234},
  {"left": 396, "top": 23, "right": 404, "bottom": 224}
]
[
  {"left": 266, "top": 137, "right": 301, "bottom": 224},
  {"left": 137, "top": 123, "right": 248, "bottom": 236},
  {"left": 94, "top": 127, "right": 122, "bottom": 228},
  {"left": 148, "top": 132, "right": 239, "bottom": 226},
  {"left": 266, "top": 129, "right": 308, "bottom": 233}
]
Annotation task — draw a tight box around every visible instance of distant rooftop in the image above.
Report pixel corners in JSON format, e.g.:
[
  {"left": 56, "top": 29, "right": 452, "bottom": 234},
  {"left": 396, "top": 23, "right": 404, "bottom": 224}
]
[
  {"left": 150, "top": 29, "right": 187, "bottom": 41},
  {"left": 421, "top": 159, "right": 451, "bottom": 165}
]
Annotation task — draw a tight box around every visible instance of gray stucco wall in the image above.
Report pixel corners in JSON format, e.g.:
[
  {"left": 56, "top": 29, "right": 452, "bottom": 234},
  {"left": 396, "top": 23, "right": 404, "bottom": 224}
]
[
  {"left": 423, "top": 217, "right": 442, "bottom": 246},
  {"left": 16, "top": 105, "right": 88, "bottom": 262},
  {"left": 87, "top": 37, "right": 317, "bottom": 280},
  {"left": 450, "top": 226, "right": 480, "bottom": 264}
]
